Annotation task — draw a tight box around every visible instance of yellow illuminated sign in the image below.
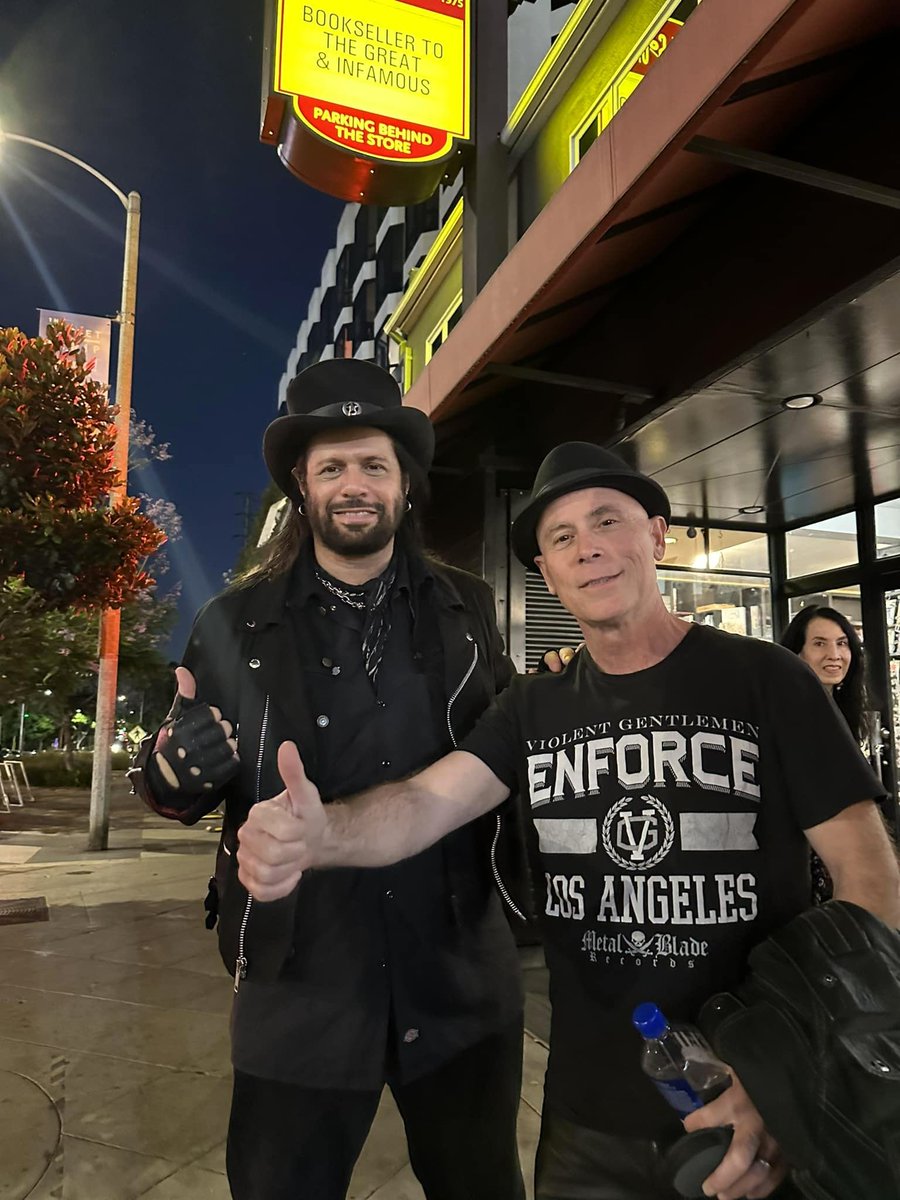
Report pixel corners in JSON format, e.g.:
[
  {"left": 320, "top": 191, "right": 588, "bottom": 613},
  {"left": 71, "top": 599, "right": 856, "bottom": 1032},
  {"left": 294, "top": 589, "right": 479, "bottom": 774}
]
[
  {"left": 274, "top": 0, "right": 470, "bottom": 164},
  {"left": 571, "top": 2, "right": 699, "bottom": 169}
]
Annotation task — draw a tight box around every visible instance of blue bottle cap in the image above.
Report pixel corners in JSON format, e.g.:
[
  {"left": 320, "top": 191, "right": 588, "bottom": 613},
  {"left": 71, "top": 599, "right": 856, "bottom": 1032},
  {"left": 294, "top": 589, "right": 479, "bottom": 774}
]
[{"left": 632, "top": 1002, "right": 669, "bottom": 1039}]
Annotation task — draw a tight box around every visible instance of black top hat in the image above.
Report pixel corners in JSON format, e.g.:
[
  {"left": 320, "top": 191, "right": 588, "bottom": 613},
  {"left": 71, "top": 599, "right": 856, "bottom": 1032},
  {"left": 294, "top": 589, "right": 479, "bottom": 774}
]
[
  {"left": 511, "top": 442, "right": 671, "bottom": 568},
  {"left": 263, "top": 359, "right": 436, "bottom": 499}
]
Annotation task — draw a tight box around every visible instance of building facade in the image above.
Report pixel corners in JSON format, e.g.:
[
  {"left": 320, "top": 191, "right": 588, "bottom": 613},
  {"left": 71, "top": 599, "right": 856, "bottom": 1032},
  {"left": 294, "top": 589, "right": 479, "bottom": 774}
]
[{"left": 273, "top": 0, "right": 900, "bottom": 813}]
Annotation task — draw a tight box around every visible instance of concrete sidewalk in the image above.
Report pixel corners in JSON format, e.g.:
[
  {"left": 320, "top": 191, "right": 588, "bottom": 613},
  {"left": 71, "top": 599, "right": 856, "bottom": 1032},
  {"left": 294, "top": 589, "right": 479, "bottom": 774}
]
[{"left": 0, "top": 780, "right": 548, "bottom": 1200}]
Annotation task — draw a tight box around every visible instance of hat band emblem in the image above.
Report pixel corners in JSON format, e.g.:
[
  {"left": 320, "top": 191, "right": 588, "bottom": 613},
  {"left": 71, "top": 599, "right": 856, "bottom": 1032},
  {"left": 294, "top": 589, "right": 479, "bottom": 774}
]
[{"left": 342, "top": 401, "right": 362, "bottom": 417}]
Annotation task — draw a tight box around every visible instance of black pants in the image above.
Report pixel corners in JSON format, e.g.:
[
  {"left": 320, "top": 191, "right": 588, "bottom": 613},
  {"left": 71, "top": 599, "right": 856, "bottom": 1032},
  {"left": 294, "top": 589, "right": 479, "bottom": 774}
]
[
  {"left": 535, "top": 1109, "right": 806, "bottom": 1200},
  {"left": 226, "top": 1019, "right": 526, "bottom": 1200}
]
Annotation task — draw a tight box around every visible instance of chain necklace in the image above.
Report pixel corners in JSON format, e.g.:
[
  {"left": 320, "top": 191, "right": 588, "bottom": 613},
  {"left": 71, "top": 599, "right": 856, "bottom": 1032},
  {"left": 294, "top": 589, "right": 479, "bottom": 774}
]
[
  {"left": 314, "top": 561, "right": 397, "bottom": 686},
  {"left": 315, "top": 569, "right": 366, "bottom": 611}
]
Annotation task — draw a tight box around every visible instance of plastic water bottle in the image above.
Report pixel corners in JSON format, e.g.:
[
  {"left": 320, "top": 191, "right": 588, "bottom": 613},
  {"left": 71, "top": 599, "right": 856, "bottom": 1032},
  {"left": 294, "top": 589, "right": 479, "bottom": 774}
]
[{"left": 632, "top": 1002, "right": 731, "bottom": 1117}]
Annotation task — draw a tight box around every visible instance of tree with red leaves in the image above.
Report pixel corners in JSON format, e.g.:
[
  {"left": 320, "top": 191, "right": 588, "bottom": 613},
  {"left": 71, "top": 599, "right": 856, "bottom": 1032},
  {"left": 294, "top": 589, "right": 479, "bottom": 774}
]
[{"left": 0, "top": 321, "right": 164, "bottom": 611}]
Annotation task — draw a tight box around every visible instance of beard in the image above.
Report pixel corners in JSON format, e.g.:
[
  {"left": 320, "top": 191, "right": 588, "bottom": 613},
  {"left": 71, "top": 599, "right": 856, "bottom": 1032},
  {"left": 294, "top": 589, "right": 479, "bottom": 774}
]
[{"left": 306, "top": 495, "right": 405, "bottom": 558}]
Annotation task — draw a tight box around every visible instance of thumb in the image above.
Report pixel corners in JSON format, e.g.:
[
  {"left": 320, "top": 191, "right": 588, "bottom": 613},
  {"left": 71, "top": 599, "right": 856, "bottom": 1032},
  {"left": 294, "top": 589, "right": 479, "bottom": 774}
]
[
  {"left": 277, "top": 741, "right": 322, "bottom": 818},
  {"left": 174, "top": 666, "right": 197, "bottom": 701}
]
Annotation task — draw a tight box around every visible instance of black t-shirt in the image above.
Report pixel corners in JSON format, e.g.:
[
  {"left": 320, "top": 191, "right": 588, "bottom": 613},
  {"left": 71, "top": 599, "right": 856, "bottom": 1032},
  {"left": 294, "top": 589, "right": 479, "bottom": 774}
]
[{"left": 462, "top": 624, "right": 883, "bottom": 1136}]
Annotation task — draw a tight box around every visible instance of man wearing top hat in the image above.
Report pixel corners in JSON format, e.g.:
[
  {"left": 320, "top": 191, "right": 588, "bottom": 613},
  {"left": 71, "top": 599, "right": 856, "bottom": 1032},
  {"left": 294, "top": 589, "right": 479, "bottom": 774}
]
[
  {"left": 236, "top": 441, "right": 900, "bottom": 1200},
  {"left": 131, "top": 358, "right": 533, "bottom": 1200}
]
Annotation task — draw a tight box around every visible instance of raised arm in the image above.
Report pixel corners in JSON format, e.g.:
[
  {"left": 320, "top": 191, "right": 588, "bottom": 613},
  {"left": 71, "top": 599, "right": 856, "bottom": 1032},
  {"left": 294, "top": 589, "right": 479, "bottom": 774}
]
[
  {"left": 806, "top": 799, "right": 900, "bottom": 927},
  {"left": 131, "top": 666, "right": 240, "bottom": 824},
  {"left": 237, "top": 743, "right": 510, "bottom": 902}
]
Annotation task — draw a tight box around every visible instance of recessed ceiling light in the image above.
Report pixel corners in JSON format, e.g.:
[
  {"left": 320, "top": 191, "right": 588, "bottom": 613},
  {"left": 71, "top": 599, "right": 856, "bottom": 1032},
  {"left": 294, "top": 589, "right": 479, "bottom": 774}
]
[
  {"left": 781, "top": 393, "right": 822, "bottom": 410},
  {"left": 664, "top": 536, "right": 677, "bottom": 544},
  {"left": 739, "top": 505, "right": 765, "bottom": 515}
]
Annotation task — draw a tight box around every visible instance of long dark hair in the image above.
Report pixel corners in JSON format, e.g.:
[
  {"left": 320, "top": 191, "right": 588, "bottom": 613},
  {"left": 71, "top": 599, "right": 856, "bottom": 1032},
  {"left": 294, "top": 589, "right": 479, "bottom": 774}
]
[
  {"left": 234, "top": 437, "right": 431, "bottom": 587},
  {"left": 781, "top": 605, "right": 866, "bottom": 743}
]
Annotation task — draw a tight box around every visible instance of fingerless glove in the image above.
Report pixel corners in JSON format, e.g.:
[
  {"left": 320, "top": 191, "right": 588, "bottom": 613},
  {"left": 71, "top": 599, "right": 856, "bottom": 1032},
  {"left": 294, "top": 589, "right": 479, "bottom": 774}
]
[{"left": 153, "top": 695, "right": 240, "bottom": 795}]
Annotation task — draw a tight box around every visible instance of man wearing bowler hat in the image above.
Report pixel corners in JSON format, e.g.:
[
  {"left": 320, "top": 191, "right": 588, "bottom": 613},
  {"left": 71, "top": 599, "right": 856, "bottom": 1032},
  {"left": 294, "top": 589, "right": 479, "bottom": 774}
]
[
  {"left": 131, "top": 358, "right": 533, "bottom": 1200},
  {"left": 236, "top": 440, "right": 900, "bottom": 1200}
]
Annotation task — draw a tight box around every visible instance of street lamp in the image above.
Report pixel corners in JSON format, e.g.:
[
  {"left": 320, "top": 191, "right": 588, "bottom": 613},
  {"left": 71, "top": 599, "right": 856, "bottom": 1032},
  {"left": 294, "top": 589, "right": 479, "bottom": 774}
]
[{"left": 0, "top": 127, "right": 141, "bottom": 851}]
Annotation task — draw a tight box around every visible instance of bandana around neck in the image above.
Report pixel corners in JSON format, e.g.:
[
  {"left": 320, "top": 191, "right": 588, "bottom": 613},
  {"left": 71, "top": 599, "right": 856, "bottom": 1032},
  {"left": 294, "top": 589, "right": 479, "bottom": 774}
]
[{"left": 315, "top": 557, "right": 398, "bottom": 685}]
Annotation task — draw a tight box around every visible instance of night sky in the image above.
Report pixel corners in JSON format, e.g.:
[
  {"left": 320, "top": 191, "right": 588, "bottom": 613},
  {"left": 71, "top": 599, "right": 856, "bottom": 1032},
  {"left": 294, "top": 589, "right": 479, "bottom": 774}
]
[{"left": 0, "top": 0, "right": 343, "bottom": 655}]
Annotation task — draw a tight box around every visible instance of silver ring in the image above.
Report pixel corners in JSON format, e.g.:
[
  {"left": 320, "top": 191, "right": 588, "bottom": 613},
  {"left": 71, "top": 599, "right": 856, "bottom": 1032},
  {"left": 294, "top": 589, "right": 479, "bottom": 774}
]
[{"left": 756, "top": 1158, "right": 773, "bottom": 1170}]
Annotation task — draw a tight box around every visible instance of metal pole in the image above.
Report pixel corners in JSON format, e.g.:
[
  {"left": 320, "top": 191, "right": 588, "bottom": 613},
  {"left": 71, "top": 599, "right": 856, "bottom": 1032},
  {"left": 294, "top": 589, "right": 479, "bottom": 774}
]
[
  {"left": 18, "top": 702, "right": 25, "bottom": 753},
  {"left": 89, "top": 190, "right": 140, "bottom": 851},
  {"left": 462, "top": 0, "right": 509, "bottom": 305}
]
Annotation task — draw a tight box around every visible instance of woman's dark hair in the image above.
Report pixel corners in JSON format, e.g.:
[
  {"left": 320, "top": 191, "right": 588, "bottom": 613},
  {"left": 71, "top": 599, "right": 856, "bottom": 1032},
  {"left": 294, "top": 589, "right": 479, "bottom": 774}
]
[
  {"left": 780, "top": 605, "right": 866, "bottom": 743},
  {"left": 233, "top": 437, "right": 431, "bottom": 587}
]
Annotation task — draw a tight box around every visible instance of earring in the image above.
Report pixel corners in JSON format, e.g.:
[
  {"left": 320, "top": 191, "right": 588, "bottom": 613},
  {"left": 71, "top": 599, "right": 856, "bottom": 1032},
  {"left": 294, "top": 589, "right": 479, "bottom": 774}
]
[
  {"left": 297, "top": 500, "right": 307, "bottom": 517},
  {"left": 405, "top": 496, "right": 412, "bottom": 512}
]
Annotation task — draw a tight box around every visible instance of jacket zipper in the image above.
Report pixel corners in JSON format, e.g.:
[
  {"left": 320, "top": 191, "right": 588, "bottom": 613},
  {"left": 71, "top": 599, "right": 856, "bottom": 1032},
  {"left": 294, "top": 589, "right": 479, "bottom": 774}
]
[
  {"left": 234, "top": 693, "right": 270, "bottom": 993},
  {"left": 445, "top": 639, "right": 478, "bottom": 751},
  {"left": 490, "top": 814, "right": 526, "bottom": 922},
  {"left": 446, "top": 638, "right": 526, "bottom": 923}
]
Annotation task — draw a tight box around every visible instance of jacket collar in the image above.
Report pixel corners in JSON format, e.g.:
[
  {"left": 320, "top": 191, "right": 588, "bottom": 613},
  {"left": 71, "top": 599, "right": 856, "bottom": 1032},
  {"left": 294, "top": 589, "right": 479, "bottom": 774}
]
[
  {"left": 240, "top": 566, "right": 295, "bottom": 628},
  {"left": 294, "top": 541, "right": 416, "bottom": 609},
  {"left": 240, "top": 543, "right": 463, "bottom": 627}
]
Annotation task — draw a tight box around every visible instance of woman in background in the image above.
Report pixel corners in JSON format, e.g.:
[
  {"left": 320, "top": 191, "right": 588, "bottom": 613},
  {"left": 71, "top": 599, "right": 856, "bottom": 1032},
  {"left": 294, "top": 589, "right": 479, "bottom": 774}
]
[
  {"left": 781, "top": 606, "right": 866, "bottom": 741},
  {"left": 781, "top": 605, "right": 868, "bottom": 900}
]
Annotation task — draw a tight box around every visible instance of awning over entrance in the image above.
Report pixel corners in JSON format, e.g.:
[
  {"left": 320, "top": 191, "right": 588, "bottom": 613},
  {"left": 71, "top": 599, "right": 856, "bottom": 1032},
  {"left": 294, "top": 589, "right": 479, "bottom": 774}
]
[
  {"left": 622, "top": 264, "right": 900, "bottom": 526},
  {"left": 403, "top": 0, "right": 900, "bottom": 523}
]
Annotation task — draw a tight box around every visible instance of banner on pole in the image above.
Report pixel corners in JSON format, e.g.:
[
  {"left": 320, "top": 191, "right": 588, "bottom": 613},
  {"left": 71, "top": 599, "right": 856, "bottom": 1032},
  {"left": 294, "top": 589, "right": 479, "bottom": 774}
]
[{"left": 38, "top": 309, "right": 113, "bottom": 389}]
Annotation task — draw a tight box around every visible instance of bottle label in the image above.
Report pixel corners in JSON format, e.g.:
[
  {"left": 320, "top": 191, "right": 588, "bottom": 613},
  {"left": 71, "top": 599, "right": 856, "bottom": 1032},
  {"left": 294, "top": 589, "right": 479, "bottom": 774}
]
[{"left": 652, "top": 1077, "right": 703, "bottom": 1115}]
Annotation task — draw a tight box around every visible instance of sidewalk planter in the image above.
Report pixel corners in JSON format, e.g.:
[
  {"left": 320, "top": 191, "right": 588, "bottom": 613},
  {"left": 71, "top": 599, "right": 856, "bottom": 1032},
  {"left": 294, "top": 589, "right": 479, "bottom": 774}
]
[{"left": 22, "top": 751, "right": 131, "bottom": 788}]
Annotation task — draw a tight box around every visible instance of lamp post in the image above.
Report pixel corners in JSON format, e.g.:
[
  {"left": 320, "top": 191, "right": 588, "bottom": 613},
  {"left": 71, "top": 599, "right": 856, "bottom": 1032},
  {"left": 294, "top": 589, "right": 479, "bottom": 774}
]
[{"left": 0, "top": 130, "right": 141, "bottom": 850}]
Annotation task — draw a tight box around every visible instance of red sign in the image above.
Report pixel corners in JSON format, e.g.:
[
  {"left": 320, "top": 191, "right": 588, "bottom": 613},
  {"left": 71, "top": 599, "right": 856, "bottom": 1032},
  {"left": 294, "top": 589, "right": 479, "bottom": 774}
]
[
  {"left": 628, "top": 18, "right": 684, "bottom": 78},
  {"left": 296, "top": 96, "right": 451, "bottom": 162},
  {"left": 397, "top": 0, "right": 465, "bottom": 18}
]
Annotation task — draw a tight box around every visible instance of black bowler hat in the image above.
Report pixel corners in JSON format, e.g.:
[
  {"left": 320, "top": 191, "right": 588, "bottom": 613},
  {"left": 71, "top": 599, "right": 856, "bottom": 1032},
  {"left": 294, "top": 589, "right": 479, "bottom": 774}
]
[
  {"left": 511, "top": 442, "right": 671, "bottom": 568},
  {"left": 263, "top": 359, "right": 435, "bottom": 499}
]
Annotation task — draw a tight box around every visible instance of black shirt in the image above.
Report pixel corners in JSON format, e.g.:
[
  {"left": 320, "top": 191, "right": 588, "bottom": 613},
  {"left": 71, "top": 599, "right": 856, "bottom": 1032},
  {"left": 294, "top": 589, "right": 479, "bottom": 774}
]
[
  {"left": 462, "top": 625, "right": 883, "bottom": 1135},
  {"left": 232, "top": 547, "right": 522, "bottom": 1088}
]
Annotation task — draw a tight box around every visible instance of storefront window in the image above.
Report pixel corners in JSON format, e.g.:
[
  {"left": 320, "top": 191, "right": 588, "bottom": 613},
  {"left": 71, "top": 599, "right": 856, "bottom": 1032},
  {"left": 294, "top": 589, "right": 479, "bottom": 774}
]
[
  {"left": 875, "top": 498, "right": 900, "bottom": 560},
  {"left": 788, "top": 587, "right": 862, "bottom": 635},
  {"left": 657, "top": 570, "right": 772, "bottom": 640},
  {"left": 785, "top": 513, "right": 858, "bottom": 578},
  {"left": 663, "top": 527, "right": 769, "bottom": 573},
  {"left": 425, "top": 293, "right": 462, "bottom": 363}
]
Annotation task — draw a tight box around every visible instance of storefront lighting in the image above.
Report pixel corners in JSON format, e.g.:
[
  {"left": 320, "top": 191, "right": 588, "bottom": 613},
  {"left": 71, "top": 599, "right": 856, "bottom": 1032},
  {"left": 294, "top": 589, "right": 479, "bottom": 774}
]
[
  {"left": 739, "top": 505, "right": 765, "bottom": 515},
  {"left": 692, "top": 552, "right": 723, "bottom": 570},
  {"left": 781, "top": 394, "right": 822, "bottom": 410}
]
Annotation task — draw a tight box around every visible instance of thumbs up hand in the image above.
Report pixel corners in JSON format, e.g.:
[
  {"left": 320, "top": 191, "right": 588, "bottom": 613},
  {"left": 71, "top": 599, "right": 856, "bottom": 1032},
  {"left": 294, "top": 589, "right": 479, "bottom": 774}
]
[
  {"left": 173, "top": 666, "right": 197, "bottom": 702},
  {"left": 152, "top": 666, "right": 240, "bottom": 795},
  {"left": 237, "top": 743, "right": 327, "bottom": 901}
]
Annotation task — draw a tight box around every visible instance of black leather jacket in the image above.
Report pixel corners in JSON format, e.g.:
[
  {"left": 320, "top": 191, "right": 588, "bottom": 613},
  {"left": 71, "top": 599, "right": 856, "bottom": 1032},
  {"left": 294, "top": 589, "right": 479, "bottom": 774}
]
[
  {"left": 699, "top": 900, "right": 900, "bottom": 1200},
  {"left": 132, "top": 557, "right": 534, "bottom": 986}
]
